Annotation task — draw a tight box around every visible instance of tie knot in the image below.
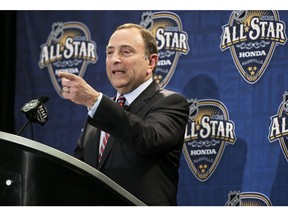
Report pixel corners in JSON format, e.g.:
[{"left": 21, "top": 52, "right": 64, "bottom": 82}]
[{"left": 116, "top": 95, "right": 126, "bottom": 107}]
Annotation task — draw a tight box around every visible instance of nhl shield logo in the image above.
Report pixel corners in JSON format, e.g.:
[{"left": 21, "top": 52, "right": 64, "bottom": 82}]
[
  {"left": 51, "top": 22, "right": 63, "bottom": 41},
  {"left": 225, "top": 191, "right": 272, "bottom": 206},
  {"left": 39, "top": 21, "right": 98, "bottom": 98},
  {"left": 184, "top": 99, "right": 236, "bottom": 181},
  {"left": 140, "top": 11, "right": 189, "bottom": 87},
  {"left": 220, "top": 10, "right": 287, "bottom": 84},
  {"left": 269, "top": 91, "right": 288, "bottom": 161}
]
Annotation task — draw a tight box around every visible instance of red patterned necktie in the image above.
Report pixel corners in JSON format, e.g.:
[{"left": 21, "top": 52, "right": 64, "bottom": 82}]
[
  {"left": 98, "top": 95, "right": 126, "bottom": 162},
  {"left": 117, "top": 94, "right": 126, "bottom": 107}
]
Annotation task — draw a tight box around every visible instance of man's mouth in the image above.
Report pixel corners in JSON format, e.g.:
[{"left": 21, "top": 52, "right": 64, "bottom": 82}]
[{"left": 113, "top": 70, "right": 126, "bottom": 75}]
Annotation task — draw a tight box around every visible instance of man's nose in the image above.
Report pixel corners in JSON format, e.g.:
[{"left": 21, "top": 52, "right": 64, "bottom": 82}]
[{"left": 112, "top": 52, "right": 122, "bottom": 63}]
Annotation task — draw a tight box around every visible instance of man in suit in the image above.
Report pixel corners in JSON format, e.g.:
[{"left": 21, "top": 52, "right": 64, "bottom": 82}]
[{"left": 58, "top": 23, "right": 189, "bottom": 206}]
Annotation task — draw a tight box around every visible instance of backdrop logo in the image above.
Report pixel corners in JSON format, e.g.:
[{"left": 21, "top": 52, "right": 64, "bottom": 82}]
[
  {"left": 220, "top": 10, "right": 287, "bottom": 84},
  {"left": 225, "top": 191, "right": 272, "bottom": 206},
  {"left": 183, "top": 99, "right": 236, "bottom": 181},
  {"left": 140, "top": 11, "right": 189, "bottom": 87},
  {"left": 39, "top": 22, "right": 98, "bottom": 98},
  {"left": 268, "top": 92, "right": 288, "bottom": 161}
]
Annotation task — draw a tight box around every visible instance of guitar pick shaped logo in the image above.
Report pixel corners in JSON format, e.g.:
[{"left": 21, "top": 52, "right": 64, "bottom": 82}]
[
  {"left": 184, "top": 99, "right": 236, "bottom": 181},
  {"left": 225, "top": 191, "right": 272, "bottom": 206},
  {"left": 220, "top": 10, "right": 287, "bottom": 84},
  {"left": 269, "top": 92, "right": 288, "bottom": 161},
  {"left": 39, "top": 22, "right": 98, "bottom": 98},
  {"left": 140, "top": 11, "right": 189, "bottom": 87}
]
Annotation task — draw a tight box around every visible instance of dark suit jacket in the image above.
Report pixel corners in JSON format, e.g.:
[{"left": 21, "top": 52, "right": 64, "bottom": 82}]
[{"left": 74, "top": 81, "right": 189, "bottom": 206}]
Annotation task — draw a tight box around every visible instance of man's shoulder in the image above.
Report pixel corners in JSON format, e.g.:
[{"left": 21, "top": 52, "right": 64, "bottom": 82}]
[{"left": 159, "top": 87, "right": 186, "bottom": 99}]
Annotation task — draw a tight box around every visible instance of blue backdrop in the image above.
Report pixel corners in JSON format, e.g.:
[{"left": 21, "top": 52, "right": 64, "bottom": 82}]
[{"left": 15, "top": 10, "right": 288, "bottom": 206}]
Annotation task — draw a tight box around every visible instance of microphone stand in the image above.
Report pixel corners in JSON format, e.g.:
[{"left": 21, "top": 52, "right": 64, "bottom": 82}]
[{"left": 17, "top": 116, "right": 34, "bottom": 140}]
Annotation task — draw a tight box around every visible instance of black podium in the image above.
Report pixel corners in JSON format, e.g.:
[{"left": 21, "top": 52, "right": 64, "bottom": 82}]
[{"left": 0, "top": 131, "right": 146, "bottom": 206}]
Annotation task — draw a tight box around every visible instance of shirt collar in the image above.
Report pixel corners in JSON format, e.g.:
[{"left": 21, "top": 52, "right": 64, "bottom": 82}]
[{"left": 116, "top": 78, "right": 153, "bottom": 106}]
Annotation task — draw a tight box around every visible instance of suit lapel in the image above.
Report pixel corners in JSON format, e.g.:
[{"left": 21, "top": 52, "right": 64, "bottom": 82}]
[
  {"left": 84, "top": 122, "right": 101, "bottom": 168},
  {"left": 128, "top": 81, "right": 160, "bottom": 114},
  {"left": 97, "top": 81, "right": 160, "bottom": 169}
]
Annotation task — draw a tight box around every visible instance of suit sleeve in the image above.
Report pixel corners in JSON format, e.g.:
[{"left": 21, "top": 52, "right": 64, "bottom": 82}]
[{"left": 88, "top": 91, "right": 189, "bottom": 156}]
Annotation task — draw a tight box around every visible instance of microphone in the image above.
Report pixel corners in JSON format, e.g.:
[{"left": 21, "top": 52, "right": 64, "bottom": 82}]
[
  {"left": 38, "top": 95, "right": 49, "bottom": 104},
  {"left": 18, "top": 96, "right": 49, "bottom": 136},
  {"left": 21, "top": 96, "right": 49, "bottom": 113}
]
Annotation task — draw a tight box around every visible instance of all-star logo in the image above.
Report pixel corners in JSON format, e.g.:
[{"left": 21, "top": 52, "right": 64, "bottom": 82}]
[
  {"left": 140, "top": 11, "right": 189, "bottom": 87},
  {"left": 183, "top": 99, "right": 236, "bottom": 181},
  {"left": 220, "top": 10, "right": 287, "bottom": 84},
  {"left": 268, "top": 92, "right": 288, "bottom": 161},
  {"left": 39, "top": 21, "right": 98, "bottom": 98},
  {"left": 225, "top": 191, "right": 272, "bottom": 206}
]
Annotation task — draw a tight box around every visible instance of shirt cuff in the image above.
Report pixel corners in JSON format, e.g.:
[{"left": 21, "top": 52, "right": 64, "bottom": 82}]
[{"left": 88, "top": 92, "right": 103, "bottom": 118}]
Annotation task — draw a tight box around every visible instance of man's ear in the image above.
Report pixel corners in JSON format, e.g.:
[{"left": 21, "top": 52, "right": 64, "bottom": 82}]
[{"left": 148, "top": 54, "right": 158, "bottom": 72}]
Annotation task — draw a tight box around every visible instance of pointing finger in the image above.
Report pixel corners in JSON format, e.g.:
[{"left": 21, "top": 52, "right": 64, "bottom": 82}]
[{"left": 58, "top": 71, "right": 79, "bottom": 81}]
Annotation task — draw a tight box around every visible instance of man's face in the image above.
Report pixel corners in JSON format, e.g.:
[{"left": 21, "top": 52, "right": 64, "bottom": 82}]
[{"left": 106, "top": 27, "right": 153, "bottom": 94}]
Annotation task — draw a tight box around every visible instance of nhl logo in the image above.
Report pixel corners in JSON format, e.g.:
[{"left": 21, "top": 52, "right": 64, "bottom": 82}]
[
  {"left": 225, "top": 191, "right": 272, "bottom": 206},
  {"left": 184, "top": 99, "right": 236, "bottom": 181},
  {"left": 220, "top": 10, "right": 287, "bottom": 84},
  {"left": 51, "top": 22, "right": 64, "bottom": 42},
  {"left": 140, "top": 11, "right": 190, "bottom": 88},
  {"left": 269, "top": 91, "right": 288, "bottom": 161},
  {"left": 39, "top": 21, "right": 98, "bottom": 98}
]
